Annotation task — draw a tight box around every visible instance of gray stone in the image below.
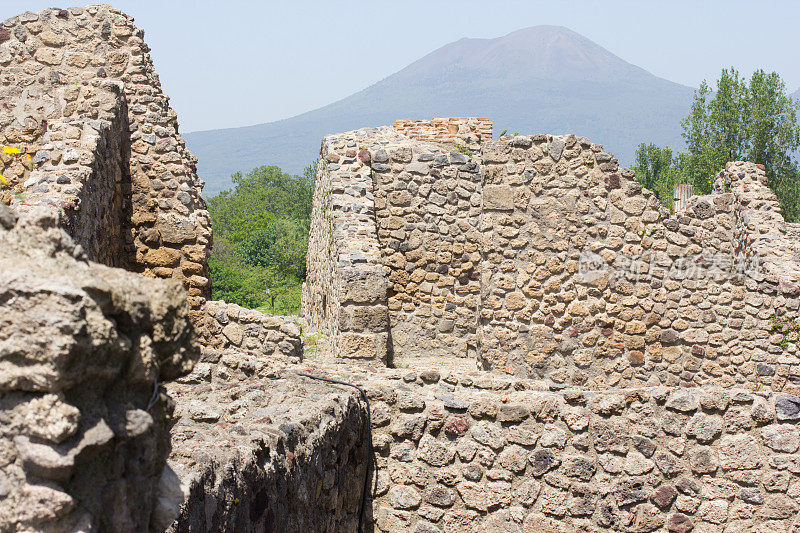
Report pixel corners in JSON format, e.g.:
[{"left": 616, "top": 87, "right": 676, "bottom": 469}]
[
  {"left": 738, "top": 487, "right": 764, "bottom": 504},
  {"left": 776, "top": 395, "right": 800, "bottom": 420},
  {"left": 449, "top": 152, "right": 468, "bottom": 164},
  {"left": 562, "top": 454, "right": 596, "bottom": 480},
  {"left": 0, "top": 204, "right": 17, "bottom": 230},
  {"left": 471, "top": 422, "right": 506, "bottom": 449},
  {"left": 14, "top": 435, "right": 74, "bottom": 481},
  {"left": 0, "top": 470, "right": 9, "bottom": 498},
  {"left": 654, "top": 451, "right": 684, "bottom": 477},
  {"left": 549, "top": 138, "right": 565, "bottom": 161},
  {"left": 632, "top": 435, "right": 657, "bottom": 458},
  {"left": 413, "top": 521, "right": 442, "bottom": 533},
  {"left": 625, "top": 451, "right": 655, "bottom": 475},
  {"left": 689, "top": 447, "right": 717, "bottom": 474},
  {"left": 188, "top": 402, "right": 220, "bottom": 422},
  {"left": 615, "top": 477, "right": 649, "bottom": 506},
  {"left": 405, "top": 162, "right": 430, "bottom": 174},
  {"left": 685, "top": 413, "right": 723, "bottom": 443},
  {"left": 462, "top": 464, "right": 483, "bottom": 481},
  {"left": 666, "top": 391, "right": 699, "bottom": 413},
  {"left": 497, "top": 403, "right": 529, "bottom": 423},
  {"left": 425, "top": 485, "right": 456, "bottom": 507},
  {"left": 388, "top": 485, "right": 422, "bottom": 509},
  {"left": 528, "top": 449, "right": 560, "bottom": 477},
  {"left": 756, "top": 363, "right": 775, "bottom": 376},
  {"left": 372, "top": 149, "right": 389, "bottom": 163},
  {"left": 417, "top": 435, "right": 455, "bottom": 467},
  {"left": 761, "top": 424, "right": 800, "bottom": 453}
]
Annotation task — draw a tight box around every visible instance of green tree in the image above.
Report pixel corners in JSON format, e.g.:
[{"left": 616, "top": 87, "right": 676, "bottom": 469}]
[
  {"left": 207, "top": 161, "right": 316, "bottom": 314},
  {"left": 207, "top": 163, "right": 315, "bottom": 246},
  {"left": 681, "top": 67, "right": 800, "bottom": 196},
  {"left": 634, "top": 143, "right": 675, "bottom": 202},
  {"left": 636, "top": 68, "right": 800, "bottom": 220}
]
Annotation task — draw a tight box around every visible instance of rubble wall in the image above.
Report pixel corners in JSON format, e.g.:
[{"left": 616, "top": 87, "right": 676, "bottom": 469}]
[
  {"left": 307, "top": 124, "right": 800, "bottom": 390},
  {"left": 304, "top": 128, "right": 402, "bottom": 364},
  {"left": 0, "top": 5, "right": 212, "bottom": 322},
  {"left": 199, "top": 300, "right": 302, "bottom": 359},
  {"left": 364, "top": 369, "right": 800, "bottom": 532},
  {"left": 0, "top": 204, "right": 198, "bottom": 532},
  {"left": 372, "top": 141, "right": 482, "bottom": 359},
  {"left": 480, "top": 138, "right": 800, "bottom": 390}
]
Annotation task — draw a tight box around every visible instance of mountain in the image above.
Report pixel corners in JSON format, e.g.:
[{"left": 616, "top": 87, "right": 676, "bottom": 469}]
[
  {"left": 185, "top": 26, "right": 695, "bottom": 196},
  {"left": 792, "top": 88, "right": 800, "bottom": 100}
]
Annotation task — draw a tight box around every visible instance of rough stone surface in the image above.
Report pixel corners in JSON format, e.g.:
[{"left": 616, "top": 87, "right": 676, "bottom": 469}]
[
  {"left": 199, "top": 300, "right": 302, "bottom": 359},
  {"left": 293, "top": 364, "right": 800, "bottom": 533},
  {"left": 307, "top": 120, "right": 800, "bottom": 391},
  {"left": 0, "top": 205, "right": 198, "bottom": 531},
  {"left": 166, "top": 356, "right": 370, "bottom": 533},
  {"left": 0, "top": 4, "right": 212, "bottom": 327}
]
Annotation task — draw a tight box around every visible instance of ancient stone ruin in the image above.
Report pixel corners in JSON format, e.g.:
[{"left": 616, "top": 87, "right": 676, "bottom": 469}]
[
  {"left": 300, "top": 119, "right": 800, "bottom": 531},
  {"left": 305, "top": 120, "right": 800, "bottom": 392},
  {"left": 2, "top": 4, "right": 800, "bottom": 533},
  {"left": 0, "top": 6, "right": 305, "bottom": 532}
]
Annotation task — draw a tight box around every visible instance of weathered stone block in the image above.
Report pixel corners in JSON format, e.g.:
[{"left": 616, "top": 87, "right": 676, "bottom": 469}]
[
  {"left": 482, "top": 185, "right": 514, "bottom": 210},
  {"left": 339, "top": 332, "right": 380, "bottom": 359}
]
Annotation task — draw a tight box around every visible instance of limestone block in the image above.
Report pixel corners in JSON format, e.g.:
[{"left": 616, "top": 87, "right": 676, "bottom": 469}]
[
  {"left": 339, "top": 332, "right": 379, "bottom": 359},
  {"left": 482, "top": 185, "right": 514, "bottom": 210},
  {"left": 340, "top": 269, "right": 387, "bottom": 304}
]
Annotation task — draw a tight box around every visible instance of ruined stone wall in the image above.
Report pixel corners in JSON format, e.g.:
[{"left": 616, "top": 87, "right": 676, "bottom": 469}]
[
  {"left": 199, "top": 300, "right": 302, "bottom": 359},
  {"left": 307, "top": 123, "right": 800, "bottom": 389},
  {"left": 364, "top": 369, "right": 800, "bottom": 532},
  {"left": 372, "top": 141, "right": 482, "bottom": 360},
  {"left": 166, "top": 353, "right": 370, "bottom": 532},
  {"left": 479, "top": 139, "right": 800, "bottom": 391},
  {"left": 304, "top": 127, "right": 402, "bottom": 364},
  {"left": 0, "top": 204, "right": 198, "bottom": 532},
  {"left": 0, "top": 73, "right": 132, "bottom": 266},
  {"left": 393, "top": 117, "right": 493, "bottom": 154},
  {"left": 0, "top": 5, "right": 212, "bottom": 322}
]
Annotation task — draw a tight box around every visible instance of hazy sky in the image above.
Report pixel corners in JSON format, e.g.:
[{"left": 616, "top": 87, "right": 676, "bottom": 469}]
[{"left": 3, "top": 0, "right": 799, "bottom": 133}]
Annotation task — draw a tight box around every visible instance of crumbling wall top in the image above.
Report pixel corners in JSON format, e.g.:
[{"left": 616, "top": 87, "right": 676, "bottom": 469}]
[{"left": 393, "top": 117, "right": 492, "bottom": 153}]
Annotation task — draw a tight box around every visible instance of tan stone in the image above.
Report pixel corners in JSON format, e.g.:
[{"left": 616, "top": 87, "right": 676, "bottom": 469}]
[{"left": 144, "top": 247, "right": 180, "bottom": 267}]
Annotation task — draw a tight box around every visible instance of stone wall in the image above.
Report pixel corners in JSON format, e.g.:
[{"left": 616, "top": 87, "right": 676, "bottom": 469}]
[
  {"left": 304, "top": 127, "right": 404, "bottom": 364},
  {"left": 0, "top": 7, "right": 311, "bottom": 531},
  {"left": 360, "top": 368, "right": 800, "bottom": 532},
  {"left": 0, "top": 204, "right": 198, "bottom": 531},
  {"left": 393, "top": 118, "right": 493, "bottom": 154},
  {"left": 479, "top": 140, "right": 800, "bottom": 390},
  {"left": 372, "top": 140, "right": 482, "bottom": 359},
  {"left": 198, "top": 300, "right": 302, "bottom": 359},
  {"left": 306, "top": 122, "right": 800, "bottom": 391},
  {"left": 0, "top": 5, "right": 212, "bottom": 322},
  {"left": 166, "top": 353, "right": 370, "bottom": 532},
  {"left": 305, "top": 124, "right": 489, "bottom": 363}
]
